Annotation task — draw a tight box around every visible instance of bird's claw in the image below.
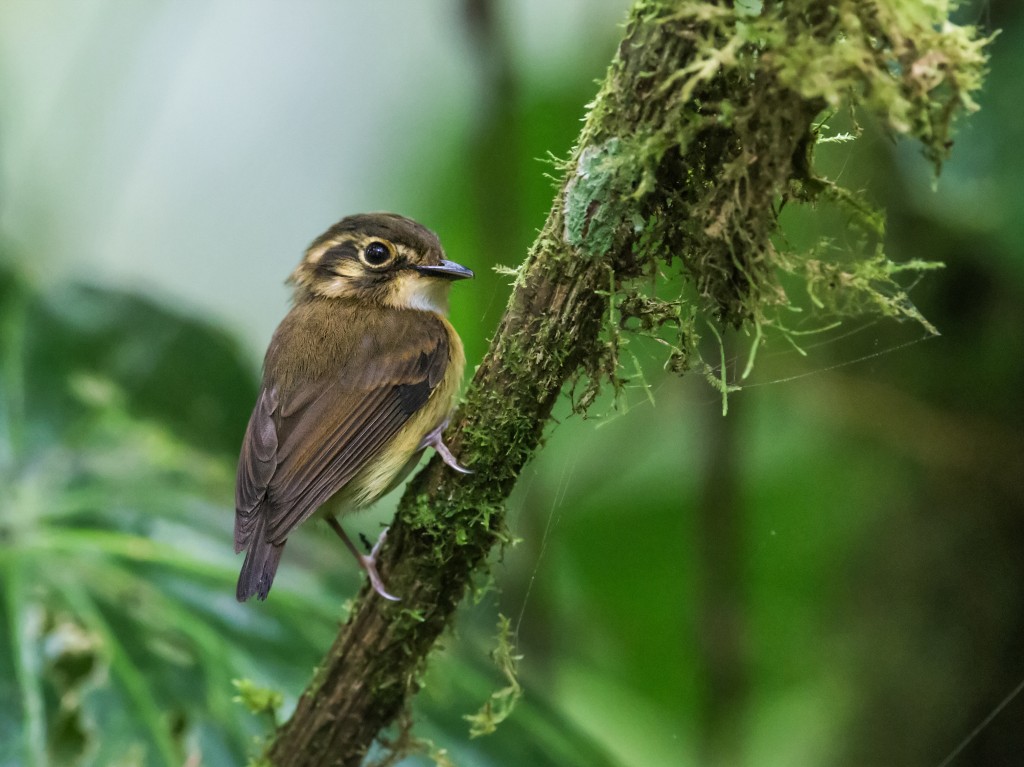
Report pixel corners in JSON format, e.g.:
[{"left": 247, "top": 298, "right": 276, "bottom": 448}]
[
  {"left": 327, "top": 518, "right": 401, "bottom": 601},
  {"left": 360, "top": 529, "right": 400, "bottom": 602},
  {"left": 419, "top": 420, "right": 473, "bottom": 474}
]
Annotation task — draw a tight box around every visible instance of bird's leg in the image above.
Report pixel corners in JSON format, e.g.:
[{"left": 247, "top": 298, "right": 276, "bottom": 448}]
[
  {"left": 419, "top": 418, "right": 472, "bottom": 474},
  {"left": 326, "top": 517, "right": 400, "bottom": 602}
]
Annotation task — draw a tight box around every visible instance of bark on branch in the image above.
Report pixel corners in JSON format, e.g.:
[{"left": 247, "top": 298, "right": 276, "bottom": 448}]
[{"left": 264, "top": 1, "right": 988, "bottom": 764}]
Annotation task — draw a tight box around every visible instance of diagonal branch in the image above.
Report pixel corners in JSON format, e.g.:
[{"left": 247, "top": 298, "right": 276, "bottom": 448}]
[{"left": 264, "top": 1, "right": 989, "bottom": 764}]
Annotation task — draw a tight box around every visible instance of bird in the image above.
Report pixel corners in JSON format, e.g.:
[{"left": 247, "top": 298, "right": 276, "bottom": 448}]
[{"left": 233, "top": 213, "right": 473, "bottom": 602}]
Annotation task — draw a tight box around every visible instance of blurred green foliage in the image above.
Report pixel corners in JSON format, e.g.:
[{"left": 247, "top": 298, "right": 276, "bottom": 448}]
[{"left": 2, "top": 1, "right": 1023, "bottom": 766}]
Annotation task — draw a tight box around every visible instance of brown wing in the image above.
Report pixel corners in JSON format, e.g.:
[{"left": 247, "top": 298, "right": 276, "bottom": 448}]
[
  {"left": 234, "top": 385, "right": 280, "bottom": 551},
  {"left": 265, "top": 349, "right": 445, "bottom": 542}
]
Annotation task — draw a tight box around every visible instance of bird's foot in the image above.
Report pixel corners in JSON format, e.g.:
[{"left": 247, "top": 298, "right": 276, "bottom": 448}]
[
  {"left": 358, "top": 529, "right": 401, "bottom": 602},
  {"left": 419, "top": 419, "right": 472, "bottom": 474},
  {"left": 327, "top": 518, "right": 401, "bottom": 601}
]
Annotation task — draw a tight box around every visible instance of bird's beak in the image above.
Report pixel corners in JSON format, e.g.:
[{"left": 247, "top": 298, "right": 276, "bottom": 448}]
[{"left": 414, "top": 259, "right": 474, "bottom": 280}]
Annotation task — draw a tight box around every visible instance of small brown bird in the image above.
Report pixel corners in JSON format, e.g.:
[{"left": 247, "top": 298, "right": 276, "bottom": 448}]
[{"left": 234, "top": 213, "right": 472, "bottom": 602}]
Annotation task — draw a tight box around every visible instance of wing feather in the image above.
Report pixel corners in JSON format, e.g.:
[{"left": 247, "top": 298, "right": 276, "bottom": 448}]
[
  {"left": 234, "top": 386, "right": 279, "bottom": 552},
  {"left": 266, "top": 391, "right": 407, "bottom": 540}
]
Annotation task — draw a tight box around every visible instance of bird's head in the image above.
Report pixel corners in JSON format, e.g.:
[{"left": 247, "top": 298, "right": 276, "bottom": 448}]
[{"left": 290, "top": 212, "right": 473, "bottom": 314}]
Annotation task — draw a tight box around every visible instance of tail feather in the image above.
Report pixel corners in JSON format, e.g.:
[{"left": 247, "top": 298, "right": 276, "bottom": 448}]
[{"left": 236, "top": 515, "right": 285, "bottom": 601}]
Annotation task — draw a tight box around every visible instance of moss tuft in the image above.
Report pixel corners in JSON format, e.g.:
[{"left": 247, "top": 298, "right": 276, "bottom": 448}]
[{"left": 559, "top": 0, "right": 989, "bottom": 402}]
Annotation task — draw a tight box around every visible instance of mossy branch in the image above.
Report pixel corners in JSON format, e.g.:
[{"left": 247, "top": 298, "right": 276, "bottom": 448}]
[{"left": 264, "top": 1, "right": 988, "bottom": 764}]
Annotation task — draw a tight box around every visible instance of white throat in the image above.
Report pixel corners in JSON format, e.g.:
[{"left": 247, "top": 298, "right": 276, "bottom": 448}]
[{"left": 386, "top": 273, "right": 451, "bottom": 315}]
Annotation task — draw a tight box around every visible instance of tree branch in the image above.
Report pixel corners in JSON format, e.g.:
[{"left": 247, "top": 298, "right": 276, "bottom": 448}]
[{"left": 264, "top": 1, "right": 989, "bottom": 764}]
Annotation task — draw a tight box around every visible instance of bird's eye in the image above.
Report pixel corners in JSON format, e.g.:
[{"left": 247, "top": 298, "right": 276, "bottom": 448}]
[{"left": 362, "top": 241, "right": 394, "bottom": 267}]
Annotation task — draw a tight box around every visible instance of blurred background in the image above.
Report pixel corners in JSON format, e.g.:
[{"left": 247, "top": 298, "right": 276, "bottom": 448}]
[{"left": 1, "top": 1, "right": 1021, "bottom": 766}]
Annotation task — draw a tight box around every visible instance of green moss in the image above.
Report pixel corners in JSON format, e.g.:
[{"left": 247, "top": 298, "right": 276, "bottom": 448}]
[
  {"left": 232, "top": 679, "right": 283, "bottom": 722},
  {"left": 464, "top": 615, "right": 522, "bottom": 738},
  {"left": 766, "top": 0, "right": 992, "bottom": 171},
  {"left": 559, "top": 0, "right": 989, "bottom": 402}
]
